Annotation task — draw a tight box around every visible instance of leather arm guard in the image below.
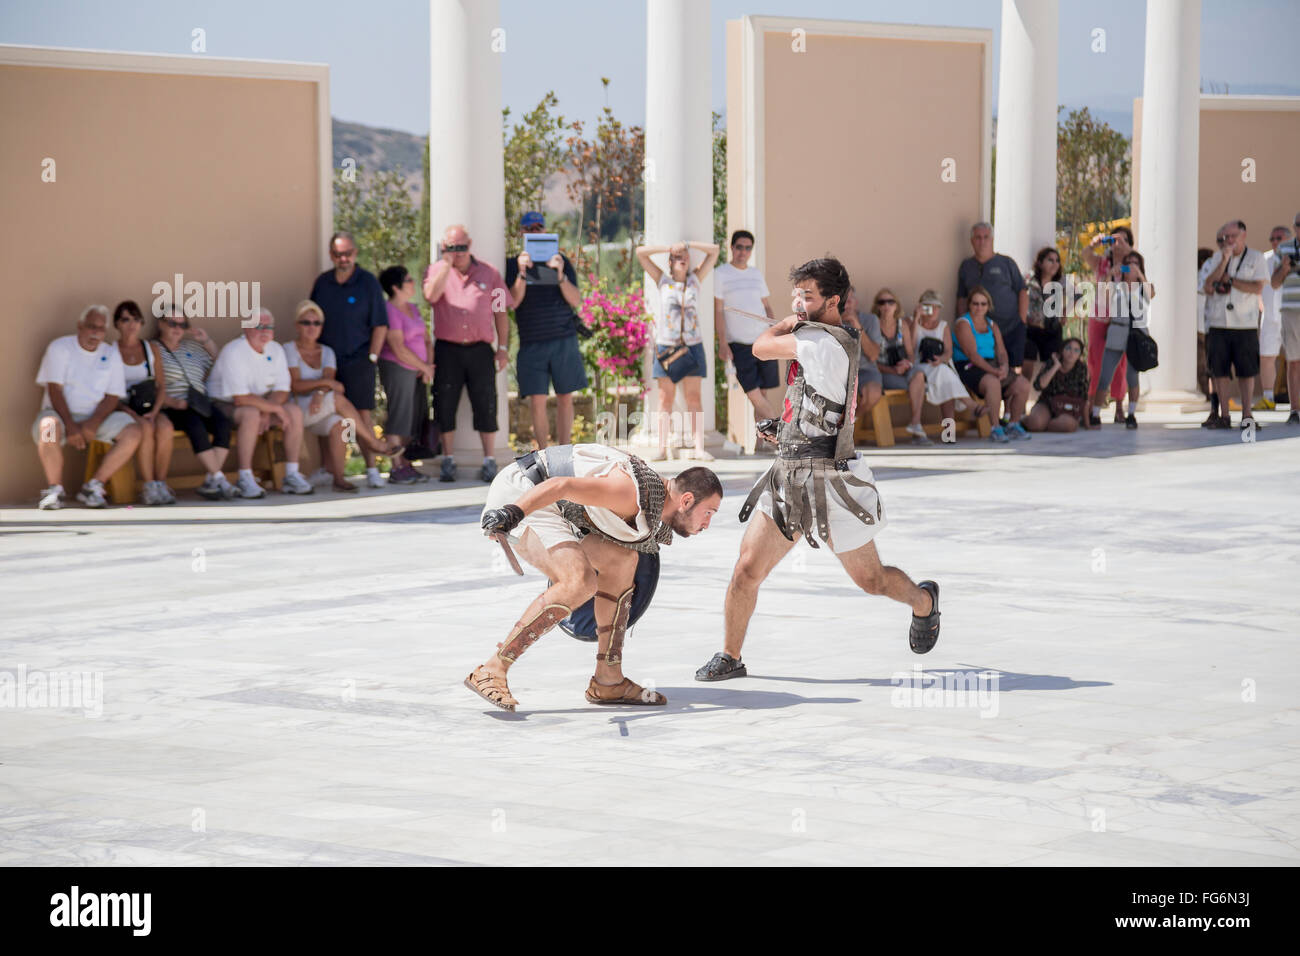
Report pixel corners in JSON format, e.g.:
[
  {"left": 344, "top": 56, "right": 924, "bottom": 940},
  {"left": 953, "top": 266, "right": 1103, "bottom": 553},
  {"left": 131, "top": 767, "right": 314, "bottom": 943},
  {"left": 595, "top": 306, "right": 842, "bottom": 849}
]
[{"left": 482, "top": 503, "right": 525, "bottom": 535}]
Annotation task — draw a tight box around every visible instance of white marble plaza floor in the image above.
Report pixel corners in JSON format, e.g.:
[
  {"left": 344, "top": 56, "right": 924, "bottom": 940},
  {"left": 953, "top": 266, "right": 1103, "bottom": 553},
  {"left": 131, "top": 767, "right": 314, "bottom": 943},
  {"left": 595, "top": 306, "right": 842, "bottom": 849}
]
[{"left": 2, "top": 410, "right": 1298, "bottom": 866}]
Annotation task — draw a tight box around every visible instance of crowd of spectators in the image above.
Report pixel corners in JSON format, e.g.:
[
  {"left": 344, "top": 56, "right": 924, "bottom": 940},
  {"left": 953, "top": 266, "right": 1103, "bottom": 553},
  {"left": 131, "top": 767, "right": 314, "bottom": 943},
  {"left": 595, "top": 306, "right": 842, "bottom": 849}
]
[{"left": 31, "top": 208, "right": 1299, "bottom": 509}]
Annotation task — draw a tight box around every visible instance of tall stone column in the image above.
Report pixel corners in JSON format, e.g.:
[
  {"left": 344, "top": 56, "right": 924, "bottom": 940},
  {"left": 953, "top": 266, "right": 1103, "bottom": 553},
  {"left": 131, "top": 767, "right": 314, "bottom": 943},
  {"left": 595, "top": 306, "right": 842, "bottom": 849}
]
[
  {"left": 644, "top": 0, "right": 719, "bottom": 449},
  {"left": 993, "top": 0, "right": 1059, "bottom": 273},
  {"left": 1137, "top": 0, "right": 1202, "bottom": 403},
  {"left": 429, "top": 0, "right": 509, "bottom": 461}
]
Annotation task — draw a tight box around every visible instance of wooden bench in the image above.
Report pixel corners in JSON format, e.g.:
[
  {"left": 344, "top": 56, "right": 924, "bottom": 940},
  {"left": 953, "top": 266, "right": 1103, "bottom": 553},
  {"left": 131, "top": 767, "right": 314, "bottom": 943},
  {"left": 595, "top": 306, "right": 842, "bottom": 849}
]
[
  {"left": 88, "top": 427, "right": 287, "bottom": 503},
  {"left": 854, "top": 389, "right": 991, "bottom": 447}
]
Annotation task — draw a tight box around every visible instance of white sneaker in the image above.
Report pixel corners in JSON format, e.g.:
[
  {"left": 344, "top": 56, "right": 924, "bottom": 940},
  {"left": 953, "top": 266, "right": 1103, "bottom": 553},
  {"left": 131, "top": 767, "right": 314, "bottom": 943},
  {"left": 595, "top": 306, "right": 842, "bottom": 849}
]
[
  {"left": 234, "top": 474, "right": 265, "bottom": 499},
  {"left": 281, "top": 471, "right": 314, "bottom": 495},
  {"left": 308, "top": 467, "right": 333, "bottom": 487},
  {"left": 141, "top": 481, "right": 164, "bottom": 506},
  {"left": 76, "top": 479, "right": 108, "bottom": 508},
  {"left": 37, "top": 485, "right": 64, "bottom": 510},
  {"left": 366, "top": 469, "right": 386, "bottom": 489},
  {"left": 216, "top": 474, "right": 238, "bottom": 500},
  {"left": 159, "top": 483, "right": 177, "bottom": 504}
]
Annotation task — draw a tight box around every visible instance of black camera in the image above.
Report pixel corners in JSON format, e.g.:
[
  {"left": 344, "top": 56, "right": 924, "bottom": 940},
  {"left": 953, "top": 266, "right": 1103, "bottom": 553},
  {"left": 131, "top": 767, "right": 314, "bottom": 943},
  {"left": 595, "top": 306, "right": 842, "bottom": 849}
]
[
  {"left": 1213, "top": 276, "right": 1233, "bottom": 295},
  {"left": 443, "top": 243, "right": 469, "bottom": 253}
]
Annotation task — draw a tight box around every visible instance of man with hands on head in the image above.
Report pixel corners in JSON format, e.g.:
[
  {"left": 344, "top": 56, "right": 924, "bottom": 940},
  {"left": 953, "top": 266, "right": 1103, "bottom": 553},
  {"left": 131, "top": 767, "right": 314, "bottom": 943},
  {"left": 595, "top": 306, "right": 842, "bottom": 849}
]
[{"left": 424, "top": 224, "right": 510, "bottom": 483}]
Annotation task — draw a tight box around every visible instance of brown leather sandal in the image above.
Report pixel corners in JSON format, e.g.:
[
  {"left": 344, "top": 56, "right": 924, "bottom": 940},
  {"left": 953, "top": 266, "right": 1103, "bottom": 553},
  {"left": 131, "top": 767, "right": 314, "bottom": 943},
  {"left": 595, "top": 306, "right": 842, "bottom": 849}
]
[
  {"left": 465, "top": 665, "right": 518, "bottom": 711},
  {"left": 585, "top": 676, "right": 666, "bottom": 706}
]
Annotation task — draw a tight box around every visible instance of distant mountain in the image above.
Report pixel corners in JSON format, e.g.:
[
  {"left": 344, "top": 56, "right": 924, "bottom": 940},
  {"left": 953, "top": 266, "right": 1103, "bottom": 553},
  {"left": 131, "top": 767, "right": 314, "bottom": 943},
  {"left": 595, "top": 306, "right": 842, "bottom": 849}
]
[{"left": 332, "top": 118, "right": 424, "bottom": 180}]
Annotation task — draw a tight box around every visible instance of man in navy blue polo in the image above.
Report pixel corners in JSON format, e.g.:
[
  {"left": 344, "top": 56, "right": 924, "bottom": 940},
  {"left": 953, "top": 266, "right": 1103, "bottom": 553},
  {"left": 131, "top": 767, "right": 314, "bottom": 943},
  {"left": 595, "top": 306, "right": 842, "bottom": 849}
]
[
  {"left": 506, "top": 211, "right": 587, "bottom": 448},
  {"left": 310, "top": 231, "right": 389, "bottom": 487}
]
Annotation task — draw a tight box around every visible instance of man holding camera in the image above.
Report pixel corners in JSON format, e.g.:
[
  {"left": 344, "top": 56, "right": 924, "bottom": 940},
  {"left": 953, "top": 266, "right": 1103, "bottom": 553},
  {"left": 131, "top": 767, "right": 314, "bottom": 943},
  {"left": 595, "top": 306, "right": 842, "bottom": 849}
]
[
  {"left": 1271, "top": 212, "right": 1300, "bottom": 425},
  {"left": 1202, "top": 220, "right": 1270, "bottom": 429},
  {"left": 507, "top": 211, "right": 587, "bottom": 450},
  {"left": 424, "top": 224, "right": 510, "bottom": 482}
]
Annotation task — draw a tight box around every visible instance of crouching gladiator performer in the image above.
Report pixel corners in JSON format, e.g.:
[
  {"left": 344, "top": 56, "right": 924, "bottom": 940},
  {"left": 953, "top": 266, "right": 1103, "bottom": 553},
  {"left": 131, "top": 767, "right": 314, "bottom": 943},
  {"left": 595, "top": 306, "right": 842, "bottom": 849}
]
[
  {"left": 469, "top": 443, "right": 722, "bottom": 711},
  {"left": 695, "top": 257, "right": 941, "bottom": 682}
]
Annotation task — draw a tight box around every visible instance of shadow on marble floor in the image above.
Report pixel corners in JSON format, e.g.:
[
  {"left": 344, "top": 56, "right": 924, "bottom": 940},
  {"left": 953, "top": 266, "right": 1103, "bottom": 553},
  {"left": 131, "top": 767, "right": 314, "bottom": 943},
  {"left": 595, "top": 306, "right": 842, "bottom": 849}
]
[
  {"left": 482, "top": 685, "right": 860, "bottom": 723},
  {"left": 748, "top": 665, "right": 1112, "bottom": 692}
]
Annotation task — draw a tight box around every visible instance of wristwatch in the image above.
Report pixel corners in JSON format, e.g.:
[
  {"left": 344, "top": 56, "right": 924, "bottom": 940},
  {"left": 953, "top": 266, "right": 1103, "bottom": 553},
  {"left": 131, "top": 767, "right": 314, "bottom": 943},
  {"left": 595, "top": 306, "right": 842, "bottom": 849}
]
[{"left": 368, "top": 353, "right": 378, "bottom": 363}]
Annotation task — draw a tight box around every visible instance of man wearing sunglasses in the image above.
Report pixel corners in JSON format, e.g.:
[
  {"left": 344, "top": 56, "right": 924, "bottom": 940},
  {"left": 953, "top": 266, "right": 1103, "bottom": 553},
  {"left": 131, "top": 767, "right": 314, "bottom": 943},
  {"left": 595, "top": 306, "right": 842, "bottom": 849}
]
[{"left": 310, "top": 231, "right": 389, "bottom": 488}]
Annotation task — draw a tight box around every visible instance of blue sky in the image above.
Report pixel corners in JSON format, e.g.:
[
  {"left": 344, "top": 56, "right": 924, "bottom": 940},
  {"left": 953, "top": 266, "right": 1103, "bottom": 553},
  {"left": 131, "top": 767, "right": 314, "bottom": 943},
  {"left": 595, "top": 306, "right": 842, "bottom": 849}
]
[{"left": 2, "top": 0, "right": 1297, "bottom": 136}]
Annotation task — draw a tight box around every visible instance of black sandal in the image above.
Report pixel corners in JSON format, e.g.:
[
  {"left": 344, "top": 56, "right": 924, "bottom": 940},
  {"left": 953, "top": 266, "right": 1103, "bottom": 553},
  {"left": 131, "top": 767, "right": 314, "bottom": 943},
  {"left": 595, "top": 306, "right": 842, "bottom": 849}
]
[
  {"left": 909, "top": 581, "right": 941, "bottom": 654},
  {"left": 695, "top": 651, "right": 747, "bottom": 682}
]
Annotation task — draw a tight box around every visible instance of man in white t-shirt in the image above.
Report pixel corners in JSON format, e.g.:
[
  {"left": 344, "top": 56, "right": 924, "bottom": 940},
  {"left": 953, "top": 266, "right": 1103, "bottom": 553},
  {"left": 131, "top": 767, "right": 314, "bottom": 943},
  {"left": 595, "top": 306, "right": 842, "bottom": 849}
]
[
  {"left": 208, "top": 308, "right": 311, "bottom": 497},
  {"left": 714, "top": 230, "right": 778, "bottom": 422},
  {"left": 1272, "top": 211, "right": 1300, "bottom": 424},
  {"left": 32, "top": 305, "right": 142, "bottom": 509},
  {"left": 696, "top": 257, "right": 940, "bottom": 682},
  {"left": 1256, "top": 225, "right": 1292, "bottom": 409},
  {"left": 1202, "top": 219, "right": 1271, "bottom": 428}
]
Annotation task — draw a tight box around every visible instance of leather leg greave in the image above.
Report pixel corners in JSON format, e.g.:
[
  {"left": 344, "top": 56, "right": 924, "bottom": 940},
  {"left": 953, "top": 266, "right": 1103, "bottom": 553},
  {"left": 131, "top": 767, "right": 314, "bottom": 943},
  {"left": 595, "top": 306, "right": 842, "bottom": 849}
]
[
  {"left": 594, "top": 586, "right": 635, "bottom": 665},
  {"left": 497, "top": 603, "right": 572, "bottom": 663}
]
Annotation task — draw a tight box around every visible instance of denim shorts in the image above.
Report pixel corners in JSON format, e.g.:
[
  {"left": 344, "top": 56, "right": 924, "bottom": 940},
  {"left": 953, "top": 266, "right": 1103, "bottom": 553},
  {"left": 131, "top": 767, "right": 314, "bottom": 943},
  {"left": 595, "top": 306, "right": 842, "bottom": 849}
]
[
  {"left": 515, "top": 335, "right": 589, "bottom": 397},
  {"left": 652, "top": 341, "right": 707, "bottom": 382}
]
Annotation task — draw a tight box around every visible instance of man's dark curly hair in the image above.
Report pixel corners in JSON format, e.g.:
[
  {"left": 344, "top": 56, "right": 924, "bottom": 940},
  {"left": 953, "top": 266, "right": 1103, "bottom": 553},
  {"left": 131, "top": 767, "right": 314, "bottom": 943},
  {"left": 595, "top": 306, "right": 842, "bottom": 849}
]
[{"left": 789, "top": 257, "right": 851, "bottom": 316}]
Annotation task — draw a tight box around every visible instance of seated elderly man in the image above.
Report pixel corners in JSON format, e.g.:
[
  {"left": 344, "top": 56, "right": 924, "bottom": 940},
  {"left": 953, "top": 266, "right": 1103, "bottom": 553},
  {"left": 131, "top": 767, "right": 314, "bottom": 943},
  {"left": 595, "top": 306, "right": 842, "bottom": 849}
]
[
  {"left": 34, "top": 305, "right": 143, "bottom": 509},
  {"left": 207, "top": 308, "right": 313, "bottom": 497}
]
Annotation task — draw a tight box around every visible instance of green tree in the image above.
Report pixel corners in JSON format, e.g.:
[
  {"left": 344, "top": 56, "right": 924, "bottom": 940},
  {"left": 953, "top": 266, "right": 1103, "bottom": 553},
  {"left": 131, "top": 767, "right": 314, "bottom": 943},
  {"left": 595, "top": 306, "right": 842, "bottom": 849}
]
[
  {"left": 503, "top": 92, "right": 568, "bottom": 254},
  {"left": 1056, "top": 107, "right": 1131, "bottom": 272},
  {"left": 566, "top": 78, "right": 644, "bottom": 280},
  {"left": 713, "top": 111, "right": 728, "bottom": 262},
  {"left": 333, "top": 164, "right": 421, "bottom": 276}
]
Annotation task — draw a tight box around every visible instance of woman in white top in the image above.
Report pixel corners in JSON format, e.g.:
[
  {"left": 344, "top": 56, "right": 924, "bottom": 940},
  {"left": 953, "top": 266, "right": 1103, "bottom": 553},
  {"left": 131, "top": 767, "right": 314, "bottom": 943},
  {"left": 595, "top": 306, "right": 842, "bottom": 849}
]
[
  {"left": 1093, "top": 250, "right": 1153, "bottom": 429},
  {"left": 284, "top": 300, "right": 396, "bottom": 493},
  {"left": 635, "top": 239, "right": 720, "bottom": 461},
  {"left": 112, "top": 300, "right": 174, "bottom": 505},
  {"left": 908, "top": 289, "right": 969, "bottom": 431}
]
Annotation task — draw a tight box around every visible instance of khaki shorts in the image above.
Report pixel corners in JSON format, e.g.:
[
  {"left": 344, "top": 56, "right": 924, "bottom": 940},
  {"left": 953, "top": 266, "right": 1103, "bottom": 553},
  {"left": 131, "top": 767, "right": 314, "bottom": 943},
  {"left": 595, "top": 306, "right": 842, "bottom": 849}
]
[
  {"left": 1281, "top": 310, "right": 1300, "bottom": 361},
  {"left": 481, "top": 461, "right": 582, "bottom": 552},
  {"left": 31, "top": 409, "right": 134, "bottom": 446}
]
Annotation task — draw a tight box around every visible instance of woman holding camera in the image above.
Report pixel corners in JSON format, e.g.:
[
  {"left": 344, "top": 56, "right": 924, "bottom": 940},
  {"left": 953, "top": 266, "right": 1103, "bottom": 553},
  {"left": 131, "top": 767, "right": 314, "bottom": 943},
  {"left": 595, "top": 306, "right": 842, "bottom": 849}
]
[
  {"left": 1082, "top": 226, "right": 1136, "bottom": 423},
  {"left": 113, "top": 300, "right": 175, "bottom": 505},
  {"left": 1024, "top": 337, "right": 1090, "bottom": 433},
  {"left": 636, "top": 239, "right": 720, "bottom": 461},
  {"left": 1091, "top": 250, "right": 1152, "bottom": 429},
  {"left": 911, "top": 289, "right": 968, "bottom": 432}
]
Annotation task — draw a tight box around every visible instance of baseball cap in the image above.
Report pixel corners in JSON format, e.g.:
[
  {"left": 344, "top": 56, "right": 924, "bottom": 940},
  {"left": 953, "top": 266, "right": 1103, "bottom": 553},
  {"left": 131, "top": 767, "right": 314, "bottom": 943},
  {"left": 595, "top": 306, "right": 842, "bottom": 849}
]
[{"left": 520, "top": 211, "right": 545, "bottom": 227}]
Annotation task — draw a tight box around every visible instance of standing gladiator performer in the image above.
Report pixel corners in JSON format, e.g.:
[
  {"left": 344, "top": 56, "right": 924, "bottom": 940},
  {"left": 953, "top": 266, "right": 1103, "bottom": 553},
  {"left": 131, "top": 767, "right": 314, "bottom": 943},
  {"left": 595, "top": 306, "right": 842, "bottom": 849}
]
[
  {"left": 695, "top": 257, "right": 941, "bottom": 681},
  {"left": 469, "top": 443, "right": 722, "bottom": 711}
]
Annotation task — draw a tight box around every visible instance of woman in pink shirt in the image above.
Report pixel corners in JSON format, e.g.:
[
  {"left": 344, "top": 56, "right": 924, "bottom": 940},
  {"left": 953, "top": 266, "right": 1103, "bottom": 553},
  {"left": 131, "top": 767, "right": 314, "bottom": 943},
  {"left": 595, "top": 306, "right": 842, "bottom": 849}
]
[{"left": 379, "top": 266, "right": 435, "bottom": 483}]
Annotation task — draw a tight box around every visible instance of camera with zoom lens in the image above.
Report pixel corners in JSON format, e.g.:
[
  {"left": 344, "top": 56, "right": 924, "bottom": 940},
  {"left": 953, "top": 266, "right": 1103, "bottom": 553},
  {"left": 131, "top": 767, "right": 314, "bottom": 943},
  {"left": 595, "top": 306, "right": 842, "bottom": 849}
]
[{"left": 1213, "top": 276, "right": 1234, "bottom": 296}]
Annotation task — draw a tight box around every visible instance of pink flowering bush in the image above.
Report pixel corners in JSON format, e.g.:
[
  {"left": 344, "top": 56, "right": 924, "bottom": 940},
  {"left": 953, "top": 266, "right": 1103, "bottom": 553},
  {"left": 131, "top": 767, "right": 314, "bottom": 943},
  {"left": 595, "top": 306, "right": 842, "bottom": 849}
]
[{"left": 578, "top": 275, "right": 651, "bottom": 412}]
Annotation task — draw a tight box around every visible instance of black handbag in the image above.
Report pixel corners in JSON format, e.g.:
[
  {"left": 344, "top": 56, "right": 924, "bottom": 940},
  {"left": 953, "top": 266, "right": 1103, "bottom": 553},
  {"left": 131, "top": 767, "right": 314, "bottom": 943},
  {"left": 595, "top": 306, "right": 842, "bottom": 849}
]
[
  {"left": 125, "top": 343, "right": 157, "bottom": 414},
  {"left": 917, "top": 337, "right": 944, "bottom": 364},
  {"left": 1127, "top": 326, "right": 1159, "bottom": 372},
  {"left": 160, "top": 341, "right": 213, "bottom": 417},
  {"left": 402, "top": 382, "right": 441, "bottom": 460}
]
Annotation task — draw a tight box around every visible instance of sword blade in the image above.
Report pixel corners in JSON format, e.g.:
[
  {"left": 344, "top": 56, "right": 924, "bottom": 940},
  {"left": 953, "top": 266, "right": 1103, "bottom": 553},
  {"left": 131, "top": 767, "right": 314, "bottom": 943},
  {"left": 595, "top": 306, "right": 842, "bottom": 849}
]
[{"left": 491, "top": 532, "right": 525, "bottom": 575}]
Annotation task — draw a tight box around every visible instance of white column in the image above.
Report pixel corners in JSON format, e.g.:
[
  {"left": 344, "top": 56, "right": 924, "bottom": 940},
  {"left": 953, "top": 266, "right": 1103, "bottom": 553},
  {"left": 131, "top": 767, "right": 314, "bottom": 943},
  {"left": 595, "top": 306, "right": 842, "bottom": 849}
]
[
  {"left": 429, "top": 0, "right": 509, "bottom": 462},
  {"left": 644, "top": 0, "right": 719, "bottom": 448},
  {"left": 1138, "top": 0, "right": 1201, "bottom": 402},
  {"left": 993, "top": 0, "right": 1059, "bottom": 272}
]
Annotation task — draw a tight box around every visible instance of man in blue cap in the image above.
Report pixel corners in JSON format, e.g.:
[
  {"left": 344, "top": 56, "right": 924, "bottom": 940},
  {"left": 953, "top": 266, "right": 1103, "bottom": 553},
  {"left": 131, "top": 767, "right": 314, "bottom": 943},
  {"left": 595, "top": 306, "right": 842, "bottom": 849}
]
[{"left": 506, "top": 211, "right": 588, "bottom": 448}]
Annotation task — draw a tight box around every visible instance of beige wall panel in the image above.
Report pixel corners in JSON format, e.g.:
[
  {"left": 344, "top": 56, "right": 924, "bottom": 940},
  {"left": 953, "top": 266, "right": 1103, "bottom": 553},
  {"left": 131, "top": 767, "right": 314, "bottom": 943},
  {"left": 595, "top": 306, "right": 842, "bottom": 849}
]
[{"left": 1, "top": 61, "right": 325, "bottom": 502}]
